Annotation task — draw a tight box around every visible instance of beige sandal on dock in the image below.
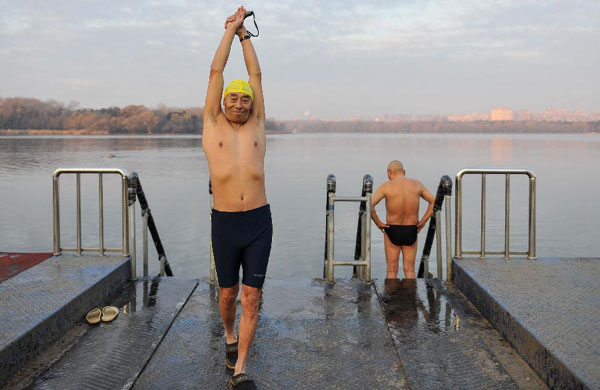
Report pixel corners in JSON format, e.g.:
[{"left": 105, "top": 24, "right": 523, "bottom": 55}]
[
  {"left": 101, "top": 306, "right": 119, "bottom": 323},
  {"left": 85, "top": 308, "right": 102, "bottom": 325}
]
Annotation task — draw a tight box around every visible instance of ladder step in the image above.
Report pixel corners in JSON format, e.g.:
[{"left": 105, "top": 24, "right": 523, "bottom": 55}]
[{"left": 333, "top": 260, "right": 368, "bottom": 266}]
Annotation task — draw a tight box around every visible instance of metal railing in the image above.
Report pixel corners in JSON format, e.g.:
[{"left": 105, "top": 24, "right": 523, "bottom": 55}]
[
  {"left": 208, "top": 180, "right": 217, "bottom": 285},
  {"left": 417, "top": 175, "right": 453, "bottom": 281},
  {"left": 455, "top": 168, "right": 536, "bottom": 260},
  {"left": 52, "top": 168, "right": 172, "bottom": 280},
  {"left": 128, "top": 173, "right": 173, "bottom": 277},
  {"left": 324, "top": 174, "right": 373, "bottom": 283},
  {"left": 53, "top": 168, "right": 128, "bottom": 257},
  {"left": 353, "top": 175, "right": 374, "bottom": 279}
]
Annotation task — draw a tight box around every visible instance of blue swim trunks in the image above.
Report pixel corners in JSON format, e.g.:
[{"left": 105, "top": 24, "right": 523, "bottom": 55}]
[{"left": 211, "top": 204, "right": 272, "bottom": 288}]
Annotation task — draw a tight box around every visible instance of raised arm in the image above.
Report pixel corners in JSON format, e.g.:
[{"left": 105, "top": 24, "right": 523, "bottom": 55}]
[
  {"left": 204, "top": 9, "right": 245, "bottom": 123},
  {"left": 417, "top": 183, "right": 435, "bottom": 232},
  {"left": 371, "top": 183, "right": 389, "bottom": 231},
  {"left": 237, "top": 12, "right": 265, "bottom": 122}
]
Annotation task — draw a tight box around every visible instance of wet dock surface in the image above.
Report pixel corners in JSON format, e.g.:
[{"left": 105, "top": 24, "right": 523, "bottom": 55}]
[
  {"left": 31, "top": 278, "right": 197, "bottom": 389},
  {"left": 135, "top": 279, "right": 407, "bottom": 390},
  {"left": 0, "top": 254, "right": 129, "bottom": 386},
  {"left": 377, "top": 278, "right": 545, "bottom": 389},
  {"left": 7, "top": 272, "right": 548, "bottom": 389},
  {"left": 453, "top": 256, "right": 600, "bottom": 389}
]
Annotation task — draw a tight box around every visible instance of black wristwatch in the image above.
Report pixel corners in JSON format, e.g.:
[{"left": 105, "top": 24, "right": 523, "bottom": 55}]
[{"left": 239, "top": 33, "right": 251, "bottom": 42}]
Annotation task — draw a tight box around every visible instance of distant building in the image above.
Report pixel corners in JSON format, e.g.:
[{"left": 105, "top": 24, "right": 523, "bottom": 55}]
[
  {"left": 447, "top": 112, "right": 489, "bottom": 121},
  {"left": 517, "top": 110, "right": 532, "bottom": 121},
  {"left": 490, "top": 108, "right": 514, "bottom": 121}
]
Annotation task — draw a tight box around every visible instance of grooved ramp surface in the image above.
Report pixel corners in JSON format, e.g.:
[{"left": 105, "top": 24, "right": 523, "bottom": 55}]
[
  {"left": 0, "top": 255, "right": 130, "bottom": 386},
  {"left": 134, "top": 279, "right": 408, "bottom": 390},
  {"left": 32, "top": 277, "right": 198, "bottom": 390},
  {"left": 377, "top": 278, "right": 546, "bottom": 390},
  {"left": 453, "top": 257, "right": 600, "bottom": 389}
]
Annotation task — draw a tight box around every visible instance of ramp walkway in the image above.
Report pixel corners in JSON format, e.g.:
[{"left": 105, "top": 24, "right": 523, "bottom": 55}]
[
  {"left": 5, "top": 274, "right": 547, "bottom": 389},
  {"left": 453, "top": 256, "right": 600, "bottom": 389}
]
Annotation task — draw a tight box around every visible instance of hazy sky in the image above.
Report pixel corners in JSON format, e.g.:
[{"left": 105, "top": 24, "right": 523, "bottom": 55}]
[{"left": 1, "top": 0, "right": 598, "bottom": 119}]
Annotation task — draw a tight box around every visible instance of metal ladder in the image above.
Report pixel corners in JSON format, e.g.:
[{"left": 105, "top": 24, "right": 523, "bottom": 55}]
[
  {"left": 418, "top": 175, "right": 453, "bottom": 281},
  {"left": 323, "top": 174, "right": 373, "bottom": 284}
]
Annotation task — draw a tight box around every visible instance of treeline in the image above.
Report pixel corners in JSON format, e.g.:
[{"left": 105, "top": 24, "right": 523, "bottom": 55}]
[
  {"left": 0, "top": 97, "right": 287, "bottom": 134},
  {"left": 2, "top": 98, "right": 598, "bottom": 134},
  {"left": 287, "top": 120, "right": 600, "bottom": 133}
]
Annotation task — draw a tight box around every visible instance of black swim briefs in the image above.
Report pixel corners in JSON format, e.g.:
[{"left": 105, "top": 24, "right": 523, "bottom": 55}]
[
  {"left": 211, "top": 204, "right": 272, "bottom": 289},
  {"left": 384, "top": 225, "right": 418, "bottom": 246}
]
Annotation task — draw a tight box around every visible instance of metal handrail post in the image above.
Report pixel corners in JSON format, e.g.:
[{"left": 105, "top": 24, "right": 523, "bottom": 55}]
[
  {"left": 99, "top": 174, "right": 105, "bottom": 256},
  {"left": 480, "top": 174, "right": 486, "bottom": 259},
  {"left": 142, "top": 209, "right": 148, "bottom": 278},
  {"left": 128, "top": 177, "right": 137, "bottom": 281},
  {"left": 130, "top": 172, "right": 173, "bottom": 276},
  {"left": 354, "top": 174, "right": 373, "bottom": 280},
  {"left": 324, "top": 174, "right": 336, "bottom": 280},
  {"left": 53, "top": 175, "right": 60, "bottom": 256},
  {"left": 435, "top": 210, "right": 442, "bottom": 278},
  {"left": 121, "top": 174, "right": 128, "bottom": 256},
  {"left": 76, "top": 173, "right": 82, "bottom": 256},
  {"left": 423, "top": 248, "right": 429, "bottom": 277},
  {"left": 455, "top": 176, "right": 462, "bottom": 259},
  {"left": 444, "top": 195, "right": 452, "bottom": 281},
  {"left": 528, "top": 176, "right": 537, "bottom": 259},
  {"left": 504, "top": 174, "right": 510, "bottom": 259},
  {"left": 364, "top": 191, "right": 372, "bottom": 283},
  {"left": 326, "top": 190, "right": 335, "bottom": 283},
  {"left": 209, "top": 180, "right": 217, "bottom": 284}
]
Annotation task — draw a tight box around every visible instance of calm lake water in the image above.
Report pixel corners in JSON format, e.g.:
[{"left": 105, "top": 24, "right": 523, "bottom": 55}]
[{"left": 1, "top": 133, "right": 599, "bottom": 280}]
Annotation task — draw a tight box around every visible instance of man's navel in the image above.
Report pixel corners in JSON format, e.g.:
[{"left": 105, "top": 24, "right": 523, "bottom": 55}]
[{"left": 218, "top": 141, "right": 223, "bottom": 148}]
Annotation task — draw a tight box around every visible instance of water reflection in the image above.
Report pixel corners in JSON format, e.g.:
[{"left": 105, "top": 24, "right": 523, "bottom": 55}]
[
  {"left": 381, "top": 278, "right": 457, "bottom": 335},
  {"left": 121, "top": 276, "right": 162, "bottom": 314}
]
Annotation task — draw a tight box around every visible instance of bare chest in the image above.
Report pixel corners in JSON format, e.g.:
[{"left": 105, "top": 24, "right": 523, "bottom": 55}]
[{"left": 202, "top": 124, "right": 265, "bottom": 176}]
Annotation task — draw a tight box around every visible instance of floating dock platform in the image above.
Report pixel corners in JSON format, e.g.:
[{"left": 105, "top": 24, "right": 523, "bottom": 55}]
[
  {"left": 7, "top": 252, "right": 599, "bottom": 388},
  {"left": 453, "top": 256, "right": 600, "bottom": 389}
]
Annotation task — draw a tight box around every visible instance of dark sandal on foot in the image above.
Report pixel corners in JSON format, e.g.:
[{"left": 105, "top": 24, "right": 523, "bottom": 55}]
[
  {"left": 225, "top": 338, "right": 238, "bottom": 370},
  {"left": 230, "top": 373, "right": 257, "bottom": 389}
]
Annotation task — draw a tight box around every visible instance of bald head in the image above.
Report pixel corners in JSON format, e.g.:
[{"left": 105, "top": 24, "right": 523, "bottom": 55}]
[{"left": 387, "top": 160, "right": 405, "bottom": 179}]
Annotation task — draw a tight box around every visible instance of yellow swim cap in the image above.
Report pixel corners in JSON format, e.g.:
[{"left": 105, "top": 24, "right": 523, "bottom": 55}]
[{"left": 224, "top": 80, "right": 254, "bottom": 101}]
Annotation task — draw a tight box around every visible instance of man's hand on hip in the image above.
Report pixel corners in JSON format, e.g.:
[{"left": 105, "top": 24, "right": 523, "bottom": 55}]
[{"left": 376, "top": 222, "right": 389, "bottom": 233}]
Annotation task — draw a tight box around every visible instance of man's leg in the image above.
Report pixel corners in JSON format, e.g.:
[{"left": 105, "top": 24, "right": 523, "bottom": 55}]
[
  {"left": 219, "top": 283, "right": 240, "bottom": 344},
  {"left": 235, "top": 284, "right": 261, "bottom": 375},
  {"left": 384, "top": 234, "right": 402, "bottom": 279},
  {"left": 401, "top": 241, "right": 418, "bottom": 279}
]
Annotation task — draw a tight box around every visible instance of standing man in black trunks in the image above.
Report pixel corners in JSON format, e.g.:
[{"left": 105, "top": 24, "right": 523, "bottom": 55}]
[
  {"left": 371, "top": 161, "right": 434, "bottom": 279},
  {"left": 202, "top": 6, "right": 270, "bottom": 389}
]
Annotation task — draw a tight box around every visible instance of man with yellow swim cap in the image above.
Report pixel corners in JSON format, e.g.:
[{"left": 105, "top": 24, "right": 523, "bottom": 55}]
[{"left": 202, "top": 5, "right": 268, "bottom": 389}]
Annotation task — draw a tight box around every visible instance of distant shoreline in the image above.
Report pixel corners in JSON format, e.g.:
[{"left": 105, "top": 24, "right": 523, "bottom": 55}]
[
  {"left": 1, "top": 128, "right": 598, "bottom": 136},
  {"left": 0, "top": 129, "right": 292, "bottom": 136}
]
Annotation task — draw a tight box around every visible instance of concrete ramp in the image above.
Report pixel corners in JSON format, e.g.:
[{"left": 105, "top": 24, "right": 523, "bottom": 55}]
[{"left": 134, "top": 279, "right": 407, "bottom": 389}]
